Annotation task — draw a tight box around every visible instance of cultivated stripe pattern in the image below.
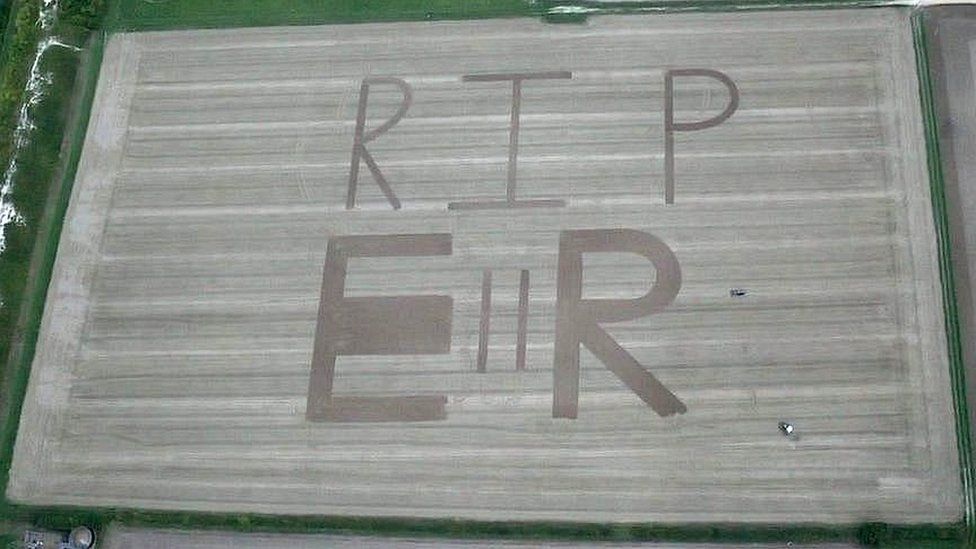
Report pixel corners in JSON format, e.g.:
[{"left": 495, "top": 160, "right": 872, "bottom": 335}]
[{"left": 9, "top": 10, "right": 963, "bottom": 523}]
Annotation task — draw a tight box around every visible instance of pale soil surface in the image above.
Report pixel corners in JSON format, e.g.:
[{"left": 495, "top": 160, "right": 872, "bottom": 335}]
[{"left": 7, "top": 10, "right": 963, "bottom": 523}]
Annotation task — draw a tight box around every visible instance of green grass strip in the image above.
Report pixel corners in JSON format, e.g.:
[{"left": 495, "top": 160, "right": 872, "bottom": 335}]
[
  {"left": 105, "top": 0, "right": 538, "bottom": 31},
  {"left": 912, "top": 10, "right": 976, "bottom": 547},
  {"left": 0, "top": 27, "right": 105, "bottom": 506},
  {"left": 103, "top": 0, "right": 908, "bottom": 32}
]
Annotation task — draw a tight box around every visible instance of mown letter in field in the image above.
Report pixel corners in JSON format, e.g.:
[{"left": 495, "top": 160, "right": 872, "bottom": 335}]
[
  {"left": 664, "top": 69, "right": 739, "bottom": 204},
  {"left": 347, "top": 77, "right": 412, "bottom": 210},
  {"left": 553, "top": 228, "right": 685, "bottom": 418},
  {"left": 307, "top": 233, "right": 453, "bottom": 422},
  {"left": 448, "top": 71, "right": 572, "bottom": 210}
]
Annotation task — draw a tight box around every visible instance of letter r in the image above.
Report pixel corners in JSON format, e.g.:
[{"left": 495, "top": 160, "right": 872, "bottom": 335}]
[
  {"left": 553, "top": 229, "right": 685, "bottom": 418},
  {"left": 347, "top": 77, "right": 413, "bottom": 210}
]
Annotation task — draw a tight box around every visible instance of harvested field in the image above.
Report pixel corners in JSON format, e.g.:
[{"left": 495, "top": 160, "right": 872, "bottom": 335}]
[{"left": 7, "top": 9, "right": 964, "bottom": 524}]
